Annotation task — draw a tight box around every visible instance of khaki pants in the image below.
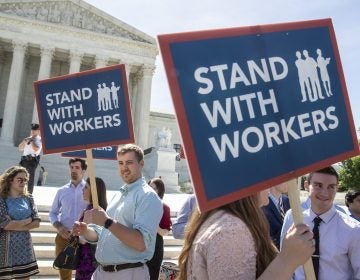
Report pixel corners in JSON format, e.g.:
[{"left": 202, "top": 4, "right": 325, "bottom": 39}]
[
  {"left": 55, "top": 234, "right": 73, "bottom": 280},
  {"left": 91, "top": 265, "right": 149, "bottom": 280}
]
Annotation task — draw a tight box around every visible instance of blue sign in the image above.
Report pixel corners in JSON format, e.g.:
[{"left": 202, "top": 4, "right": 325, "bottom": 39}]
[
  {"left": 158, "top": 19, "right": 360, "bottom": 211},
  {"left": 61, "top": 146, "right": 117, "bottom": 160},
  {"left": 34, "top": 65, "right": 134, "bottom": 154}
]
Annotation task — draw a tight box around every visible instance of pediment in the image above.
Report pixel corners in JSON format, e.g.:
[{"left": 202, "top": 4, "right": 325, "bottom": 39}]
[{"left": 0, "top": 0, "right": 155, "bottom": 44}]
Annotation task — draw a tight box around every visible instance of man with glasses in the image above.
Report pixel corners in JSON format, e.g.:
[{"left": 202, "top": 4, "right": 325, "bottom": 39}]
[{"left": 280, "top": 166, "right": 360, "bottom": 280}]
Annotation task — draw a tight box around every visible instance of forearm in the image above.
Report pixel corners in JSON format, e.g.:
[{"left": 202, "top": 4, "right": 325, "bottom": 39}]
[
  {"left": 18, "top": 140, "right": 26, "bottom": 151},
  {"left": 83, "top": 226, "right": 99, "bottom": 242},
  {"left": 23, "top": 220, "right": 40, "bottom": 230},
  {"left": 4, "top": 220, "right": 32, "bottom": 231},
  {"left": 108, "top": 221, "right": 146, "bottom": 252}
]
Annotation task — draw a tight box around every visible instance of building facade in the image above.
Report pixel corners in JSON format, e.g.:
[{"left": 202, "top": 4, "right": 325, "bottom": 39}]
[{"left": 0, "top": 0, "right": 157, "bottom": 149}]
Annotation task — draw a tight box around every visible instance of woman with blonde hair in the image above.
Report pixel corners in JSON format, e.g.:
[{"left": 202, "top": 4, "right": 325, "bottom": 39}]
[
  {"left": 0, "top": 166, "right": 41, "bottom": 279},
  {"left": 178, "top": 189, "right": 315, "bottom": 280}
]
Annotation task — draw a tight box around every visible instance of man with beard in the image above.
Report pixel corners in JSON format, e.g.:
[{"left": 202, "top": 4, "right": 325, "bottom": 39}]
[{"left": 49, "top": 158, "right": 89, "bottom": 280}]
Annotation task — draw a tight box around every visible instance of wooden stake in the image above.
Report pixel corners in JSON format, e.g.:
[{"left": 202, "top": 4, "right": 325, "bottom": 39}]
[
  {"left": 86, "top": 149, "right": 99, "bottom": 209},
  {"left": 287, "top": 178, "right": 315, "bottom": 280}
]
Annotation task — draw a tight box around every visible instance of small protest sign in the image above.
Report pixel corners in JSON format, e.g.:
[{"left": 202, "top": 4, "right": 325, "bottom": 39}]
[
  {"left": 61, "top": 146, "right": 118, "bottom": 160},
  {"left": 34, "top": 64, "right": 134, "bottom": 154}
]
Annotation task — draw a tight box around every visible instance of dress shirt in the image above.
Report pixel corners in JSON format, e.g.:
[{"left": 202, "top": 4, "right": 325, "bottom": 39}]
[
  {"left": 269, "top": 193, "right": 282, "bottom": 214},
  {"left": 172, "top": 194, "right": 197, "bottom": 239},
  {"left": 90, "top": 177, "right": 163, "bottom": 264},
  {"left": 280, "top": 205, "right": 360, "bottom": 280},
  {"left": 23, "top": 135, "right": 42, "bottom": 156},
  {"left": 49, "top": 179, "right": 88, "bottom": 230}
]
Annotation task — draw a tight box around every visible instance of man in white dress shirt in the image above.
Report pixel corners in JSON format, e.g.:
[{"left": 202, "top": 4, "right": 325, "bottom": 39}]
[{"left": 280, "top": 166, "right": 360, "bottom": 280}]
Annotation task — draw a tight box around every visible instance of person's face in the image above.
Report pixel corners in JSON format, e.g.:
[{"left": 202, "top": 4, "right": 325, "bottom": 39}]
[
  {"left": 10, "top": 172, "right": 28, "bottom": 195},
  {"left": 274, "top": 182, "right": 288, "bottom": 194},
  {"left": 118, "top": 151, "right": 143, "bottom": 184},
  {"left": 258, "top": 188, "right": 270, "bottom": 207},
  {"left": 309, "top": 172, "right": 338, "bottom": 215},
  {"left": 348, "top": 195, "right": 360, "bottom": 218},
  {"left": 70, "top": 161, "right": 84, "bottom": 182},
  {"left": 82, "top": 182, "right": 91, "bottom": 202},
  {"left": 30, "top": 129, "right": 40, "bottom": 137}
]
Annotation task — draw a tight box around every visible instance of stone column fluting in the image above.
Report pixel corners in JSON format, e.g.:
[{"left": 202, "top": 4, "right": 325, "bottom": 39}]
[
  {"left": 134, "top": 65, "right": 155, "bottom": 149},
  {"left": 32, "top": 46, "right": 54, "bottom": 123},
  {"left": 69, "top": 50, "right": 83, "bottom": 74},
  {"left": 0, "top": 40, "right": 28, "bottom": 144}
]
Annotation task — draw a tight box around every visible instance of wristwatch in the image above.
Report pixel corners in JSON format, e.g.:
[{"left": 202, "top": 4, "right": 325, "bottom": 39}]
[{"left": 104, "top": 218, "right": 114, "bottom": 229}]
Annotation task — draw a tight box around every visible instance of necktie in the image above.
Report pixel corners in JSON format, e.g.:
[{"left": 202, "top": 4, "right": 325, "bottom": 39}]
[
  {"left": 312, "top": 216, "right": 322, "bottom": 280},
  {"left": 278, "top": 197, "right": 285, "bottom": 219}
]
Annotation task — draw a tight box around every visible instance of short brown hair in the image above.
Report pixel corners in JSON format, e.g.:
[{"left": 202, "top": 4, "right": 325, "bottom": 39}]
[
  {"left": 308, "top": 166, "right": 338, "bottom": 183},
  {"left": 117, "top": 144, "right": 144, "bottom": 162},
  {"left": 69, "top": 158, "right": 87, "bottom": 170}
]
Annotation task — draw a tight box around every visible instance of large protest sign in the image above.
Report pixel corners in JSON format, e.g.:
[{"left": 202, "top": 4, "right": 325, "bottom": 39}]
[
  {"left": 34, "top": 64, "right": 134, "bottom": 154},
  {"left": 158, "top": 18, "right": 359, "bottom": 212},
  {"left": 61, "top": 146, "right": 118, "bottom": 160}
]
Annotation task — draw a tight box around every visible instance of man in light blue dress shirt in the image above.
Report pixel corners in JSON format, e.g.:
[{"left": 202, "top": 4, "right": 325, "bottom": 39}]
[
  {"left": 73, "top": 144, "right": 163, "bottom": 280},
  {"left": 280, "top": 166, "right": 360, "bottom": 280},
  {"left": 49, "top": 158, "right": 88, "bottom": 280}
]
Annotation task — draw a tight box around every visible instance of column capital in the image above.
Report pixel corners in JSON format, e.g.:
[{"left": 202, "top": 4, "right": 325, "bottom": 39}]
[
  {"left": 70, "top": 50, "right": 83, "bottom": 61},
  {"left": 12, "top": 40, "right": 28, "bottom": 53},
  {"left": 140, "top": 65, "right": 156, "bottom": 76},
  {"left": 95, "top": 55, "right": 108, "bottom": 68},
  {"left": 40, "top": 46, "right": 55, "bottom": 58}
]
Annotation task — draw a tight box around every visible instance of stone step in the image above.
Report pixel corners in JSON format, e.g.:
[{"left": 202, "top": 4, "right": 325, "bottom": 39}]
[{"left": 32, "top": 221, "right": 55, "bottom": 233}]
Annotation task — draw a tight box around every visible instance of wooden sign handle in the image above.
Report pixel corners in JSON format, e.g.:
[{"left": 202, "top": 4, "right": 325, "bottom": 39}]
[
  {"left": 86, "top": 149, "right": 99, "bottom": 209},
  {"left": 287, "top": 179, "right": 315, "bottom": 280}
]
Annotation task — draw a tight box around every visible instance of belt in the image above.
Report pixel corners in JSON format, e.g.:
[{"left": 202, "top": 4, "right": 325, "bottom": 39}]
[
  {"left": 100, "top": 262, "right": 143, "bottom": 272},
  {"left": 22, "top": 155, "right": 37, "bottom": 161}
]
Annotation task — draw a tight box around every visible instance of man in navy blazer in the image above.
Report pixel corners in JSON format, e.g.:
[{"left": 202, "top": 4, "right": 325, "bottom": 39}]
[{"left": 262, "top": 183, "right": 290, "bottom": 249}]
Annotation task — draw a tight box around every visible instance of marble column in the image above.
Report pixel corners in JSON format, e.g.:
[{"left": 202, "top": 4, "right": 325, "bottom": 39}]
[
  {"left": 69, "top": 50, "right": 83, "bottom": 74},
  {"left": 0, "top": 41, "right": 27, "bottom": 144},
  {"left": 134, "top": 65, "right": 155, "bottom": 149},
  {"left": 32, "top": 46, "right": 54, "bottom": 123},
  {"left": 95, "top": 55, "right": 108, "bottom": 68}
]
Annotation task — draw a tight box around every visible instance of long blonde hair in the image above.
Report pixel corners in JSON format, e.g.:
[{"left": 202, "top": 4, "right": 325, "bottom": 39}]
[
  {"left": 0, "top": 166, "right": 29, "bottom": 198},
  {"left": 177, "top": 194, "right": 277, "bottom": 279}
]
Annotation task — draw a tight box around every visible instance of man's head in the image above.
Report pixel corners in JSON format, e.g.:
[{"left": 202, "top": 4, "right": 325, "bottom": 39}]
[
  {"left": 117, "top": 144, "right": 144, "bottom": 184},
  {"left": 307, "top": 166, "right": 339, "bottom": 215},
  {"left": 68, "top": 158, "right": 87, "bottom": 183},
  {"left": 30, "top": 123, "right": 40, "bottom": 136},
  {"left": 270, "top": 182, "right": 288, "bottom": 197},
  {"left": 345, "top": 189, "right": 360, "bottom": 218}
]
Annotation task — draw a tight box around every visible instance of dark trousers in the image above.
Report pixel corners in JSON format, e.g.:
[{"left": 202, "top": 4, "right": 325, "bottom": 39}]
[
  {"left": 147, "top": 233, "right": 163, "bottom": 280},
  {"left": 20, "top": 157, "right": 38, "bottom": 194}
]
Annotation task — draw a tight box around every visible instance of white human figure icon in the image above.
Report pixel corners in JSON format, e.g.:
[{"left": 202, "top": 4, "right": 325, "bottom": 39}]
[
  {"left": 316, "top": 48, "right": 332, "bottom": 97},
  {"left": 110, "top": 81, "right": 120, "bottom": 108},
  {"left": 96, "top": 84, "right": 105, "bottom": 111},
  {"left": 303, "top": 50, "right": 324, "bottom": 101},
  {"left": 102, "top": 83, "right": 112, "bottom": 111},
  {"left": 295, "top": 51, "right": 311, "bottom": 102}
]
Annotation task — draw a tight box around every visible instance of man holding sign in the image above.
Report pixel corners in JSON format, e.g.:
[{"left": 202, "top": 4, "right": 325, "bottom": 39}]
[
  {"left": 281, "top": 166, "right": 360, "bottom": 280},
  {"left": 73, "top": 144, "right": 163, "bottom": 279}
]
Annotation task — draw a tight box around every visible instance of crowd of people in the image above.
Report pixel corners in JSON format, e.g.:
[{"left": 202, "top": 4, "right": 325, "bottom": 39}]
[{"left": 0, "top": 142, "right": 359, "bottom": 280}]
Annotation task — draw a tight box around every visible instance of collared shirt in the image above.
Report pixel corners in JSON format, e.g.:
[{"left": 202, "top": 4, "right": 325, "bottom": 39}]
[
  {"left": 269, "top": 192, "right": 281, "bottom": 214},
  {"left": 280, "top": 205, "right": 360, "bottom": 280},
  {"left": 91, "top": 177, "right": 163, "bottom": 264},
  {"left": 23, "top": 135, "right": 42, "bottom": 156},
  {"left": 172, "top": 194, "right": 197, "bottom": 239},
  {"left": 49, "top": 179, "right": 88, "bottom": 230}
]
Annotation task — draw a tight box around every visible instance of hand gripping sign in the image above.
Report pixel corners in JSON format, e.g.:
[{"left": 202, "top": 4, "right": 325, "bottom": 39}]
[
  {"left": 158, "top": 19, "right": 359, "bottom": 279},
  {"left": 34, "top": 64, "right": 134, "bottom": 207}
]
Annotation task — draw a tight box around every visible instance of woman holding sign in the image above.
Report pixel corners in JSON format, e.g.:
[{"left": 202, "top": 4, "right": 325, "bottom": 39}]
[
  {"left": 75, "top": 177, "right": 108, "bottom": 280},
  {"left": 177, "top": 189, "right": 315, "bottom": 280}
]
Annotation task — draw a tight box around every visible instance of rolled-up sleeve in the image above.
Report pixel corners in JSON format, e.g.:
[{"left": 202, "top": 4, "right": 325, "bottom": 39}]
[{"left": 133, "top": 192, "right": 163, "bottom": 250}]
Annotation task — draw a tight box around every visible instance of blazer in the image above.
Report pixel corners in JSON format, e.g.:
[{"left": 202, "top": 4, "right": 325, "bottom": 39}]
[{"left": 262, "top": 194, "right": 290, "bottom": 249}]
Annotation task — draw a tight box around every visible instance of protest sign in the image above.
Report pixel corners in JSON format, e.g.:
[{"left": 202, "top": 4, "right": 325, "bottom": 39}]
[
  {"left": 61, "top": 146, "right": 118, "bottom": 160},
  {"left": 34, "top": 64, "right": 134, "bottom": 154},
  {"left": 158, "top": 18, "right": 359, "bottom": 212}
]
